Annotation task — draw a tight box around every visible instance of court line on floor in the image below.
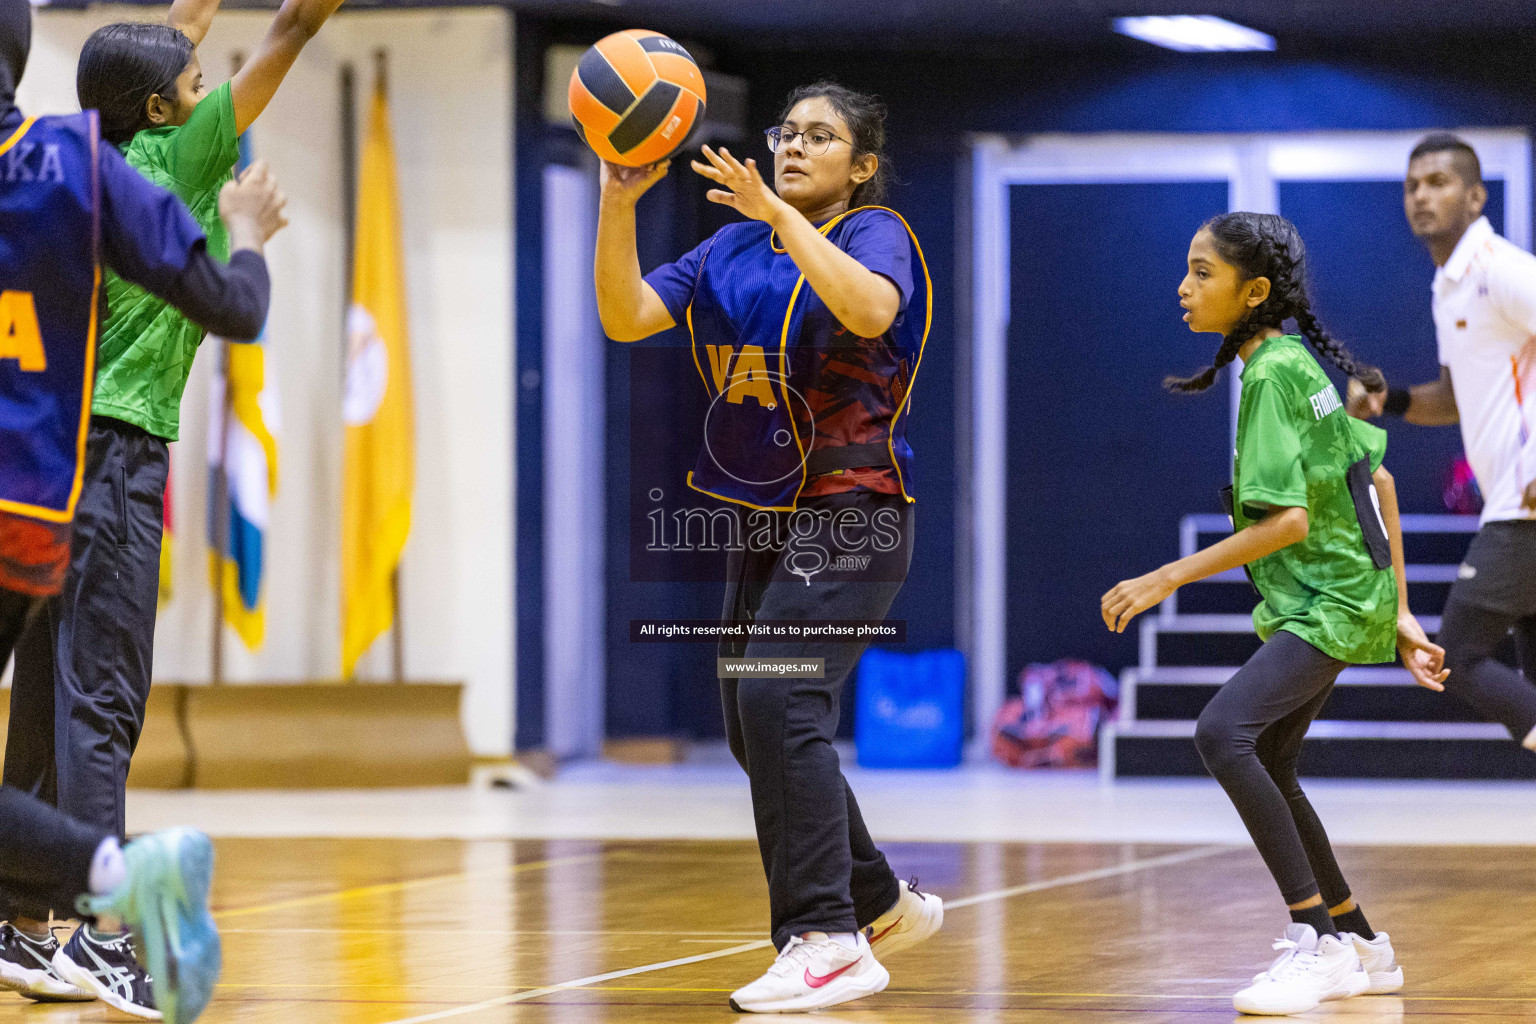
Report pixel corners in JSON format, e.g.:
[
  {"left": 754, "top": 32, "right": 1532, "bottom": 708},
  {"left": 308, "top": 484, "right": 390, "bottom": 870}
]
[
  {"left": 380, "top": 844, "right": 1233, "bottom": 1024},
  {"left": 214, "top": 852, "right": 607, "bottom": 920},
  {"left": 526, "top": 987, "right": 1536, "bottom": 1004},
  {"left": 944, "top": 845, "right": 1231, "bottom": 910},
  {"left": 221, "top": 928, "right": 765, "bottom": 937}
]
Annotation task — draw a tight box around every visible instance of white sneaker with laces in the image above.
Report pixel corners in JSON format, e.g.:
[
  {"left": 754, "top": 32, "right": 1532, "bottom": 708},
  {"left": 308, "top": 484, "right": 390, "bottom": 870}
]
[
  {"left": 0, "top": 924, "right": 91, "bottom": 1001},
  {"left": 1345, "top": 931, "right": 1403, "bottom": 994},
  {"left": 864, "top": 878, "right": 943, "bottom": 961},
  {"left": 729, "top": 931, "right": 888, "bottom": 1013},
  {"left": 1233, "top": 923, "right": 1368, "bottom": 1016}
]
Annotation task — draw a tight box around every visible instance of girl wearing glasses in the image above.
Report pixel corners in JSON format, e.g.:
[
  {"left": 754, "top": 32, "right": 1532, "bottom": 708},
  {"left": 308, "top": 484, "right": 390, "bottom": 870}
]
[{"left": 594, "top": 81, "right": 938, "bottom": 1014}]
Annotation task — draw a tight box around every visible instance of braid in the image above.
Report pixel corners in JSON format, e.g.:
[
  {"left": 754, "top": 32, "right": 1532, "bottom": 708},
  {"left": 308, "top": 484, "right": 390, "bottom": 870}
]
[
  {"left": 1165, "top": 323, "right": 1245, "bottom": 393},
  {"left": 1294, "top": 303, "right": 1386, "bottom": 393}
]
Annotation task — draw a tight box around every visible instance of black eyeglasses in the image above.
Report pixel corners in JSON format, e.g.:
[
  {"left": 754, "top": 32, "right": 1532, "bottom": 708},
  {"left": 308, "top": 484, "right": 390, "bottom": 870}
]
[{"left": 764, "top": 126, "right": 851, "bottom": 156}]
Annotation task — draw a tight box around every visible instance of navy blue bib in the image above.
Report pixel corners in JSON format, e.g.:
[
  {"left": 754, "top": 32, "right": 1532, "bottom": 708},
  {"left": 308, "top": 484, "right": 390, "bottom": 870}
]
[
  {"left": 684, "top": 206, "right": 931, "bottom": 511},
  {"left": 0, "top": 114, "right": 101, "bottom": 523}
]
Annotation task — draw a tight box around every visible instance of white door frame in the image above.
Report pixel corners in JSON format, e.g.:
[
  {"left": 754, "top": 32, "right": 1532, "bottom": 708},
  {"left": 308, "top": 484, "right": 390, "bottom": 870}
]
[
  {"left": 963, "top": 128, "right": 1530, "bottom": 752},
  {"left": 542, "top": 160, "right": 607, "bottom": 761}
]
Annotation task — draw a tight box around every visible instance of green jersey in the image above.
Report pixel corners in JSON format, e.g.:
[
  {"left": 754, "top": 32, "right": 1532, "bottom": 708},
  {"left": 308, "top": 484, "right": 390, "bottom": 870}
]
[
  {"left": 92, "top": 82, "right": 240, "bottom": 441},
  {"left": 1233, "top": 335, "right": 1397, "bottom": 664}
]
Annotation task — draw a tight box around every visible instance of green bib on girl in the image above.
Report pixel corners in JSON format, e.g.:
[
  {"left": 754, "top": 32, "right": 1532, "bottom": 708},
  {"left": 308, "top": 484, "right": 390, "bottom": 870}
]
[{"left": 1233, "top": 334, "right": 1397, "bottom": 664}]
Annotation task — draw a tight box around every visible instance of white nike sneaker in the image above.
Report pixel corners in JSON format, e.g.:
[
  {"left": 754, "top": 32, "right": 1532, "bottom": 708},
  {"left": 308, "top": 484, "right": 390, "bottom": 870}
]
[
  {"left": 1345, "top": 931, "right": 1404, "bottom": 994},
  {"left": 729, "top": 931, "right": 888, "bottom": 1013},
  {"left": 1233, "top": 924, "right": 1368, "bottom": 1016},
  {"left": 864, "top": 878, "right": 943, "bottom": 960}
]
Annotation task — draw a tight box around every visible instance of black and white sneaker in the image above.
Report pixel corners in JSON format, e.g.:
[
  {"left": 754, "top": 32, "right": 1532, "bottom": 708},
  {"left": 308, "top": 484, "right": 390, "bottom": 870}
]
[
  {"left": 0, "top": 923, "right": 92, "bottom": 1001},
  {"left": 52, "top": 925, "right": 160, "bottom": 1020}
]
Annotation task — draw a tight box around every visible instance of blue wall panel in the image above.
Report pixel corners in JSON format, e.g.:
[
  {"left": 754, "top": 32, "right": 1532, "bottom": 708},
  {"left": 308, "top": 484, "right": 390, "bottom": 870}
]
[{"left": 1005, "top": 181, "right": 1232, "bottom": 680}]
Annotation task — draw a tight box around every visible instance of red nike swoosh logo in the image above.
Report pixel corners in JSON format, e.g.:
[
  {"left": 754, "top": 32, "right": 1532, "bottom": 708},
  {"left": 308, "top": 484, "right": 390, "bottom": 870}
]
[
  {"left": 804, "top": 957, "right": 860, "bottom": 989},
  {"left": 868, "top": 917, "right": 904, "bottom": 945}
]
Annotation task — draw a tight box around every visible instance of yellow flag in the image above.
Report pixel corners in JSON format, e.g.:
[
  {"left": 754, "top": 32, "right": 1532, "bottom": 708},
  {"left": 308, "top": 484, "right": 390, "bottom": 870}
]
[{"left": 341, "top": 79, "right": 413, "bottom": 677}]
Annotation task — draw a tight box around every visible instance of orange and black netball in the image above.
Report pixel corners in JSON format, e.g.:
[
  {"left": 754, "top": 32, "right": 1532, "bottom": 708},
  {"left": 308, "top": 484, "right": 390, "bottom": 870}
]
[{"left": 568, "top": 29, "right": 707, "bottom": 167}]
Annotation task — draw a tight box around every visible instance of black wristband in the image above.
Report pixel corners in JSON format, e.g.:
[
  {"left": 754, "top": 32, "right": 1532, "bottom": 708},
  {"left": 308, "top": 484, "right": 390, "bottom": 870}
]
[{"left": 1383, "top": 387, "right": 1412, "bottom": 417}]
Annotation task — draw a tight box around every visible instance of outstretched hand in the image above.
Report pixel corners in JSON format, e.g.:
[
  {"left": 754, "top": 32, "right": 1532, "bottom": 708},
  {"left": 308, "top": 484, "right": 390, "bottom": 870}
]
[
  {"left": 599, "top": 159, "right": 670, "bottom": 207},
  {"left": 691, "top": 145, "right": 788, "bottom": 225},
  {"left": 1397, "top": 612, "right": 1449, "bottom": 691}
]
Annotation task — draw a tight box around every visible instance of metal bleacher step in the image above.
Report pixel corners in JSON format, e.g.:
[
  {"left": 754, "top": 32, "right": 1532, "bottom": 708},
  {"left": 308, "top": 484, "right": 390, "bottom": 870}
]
[
  {"left": 1122, "top": 665, "right": 1482, "bottom": 724},
  {"left": 1106, "top": 511, "right": 1500, "bottom": 779},
  {"left": 1146, "top": 614, "right": 1443, "bottom": 634},
  {"left": 1132, "top": 665, "right": 1425, "bottom": 685},
  {"left": 1102, "top": 719, "right": 1536, "bottom": 781},
  {"left": 1140, "top": 614, "right": 1444, "bottom": 673},
  {"left": 1197, "top": 566, "right": 1462, "bottom": 584}
]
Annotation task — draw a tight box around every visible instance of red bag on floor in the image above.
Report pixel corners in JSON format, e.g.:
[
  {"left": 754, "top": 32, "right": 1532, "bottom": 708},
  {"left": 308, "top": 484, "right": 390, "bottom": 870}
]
[{"left": 991, "top": 660, "right": 1119, "bottom": 768}]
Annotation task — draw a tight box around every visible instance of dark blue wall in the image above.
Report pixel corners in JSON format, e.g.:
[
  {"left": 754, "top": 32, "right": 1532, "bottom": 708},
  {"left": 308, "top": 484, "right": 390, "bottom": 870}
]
[
  {"left": 1005, "top": 181, "right": 1232, "bottom": 678},
  {"left": 517, "top": 22, "right": 1536, "bottom": 740}
]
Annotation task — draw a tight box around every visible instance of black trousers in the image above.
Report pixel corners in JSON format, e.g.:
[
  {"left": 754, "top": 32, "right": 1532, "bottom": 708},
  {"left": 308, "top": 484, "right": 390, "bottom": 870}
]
[
  {"left": 6, "top": 417, "right": 168, "bottom": 842},
  {"left": 0, "top": 588, "right": 110, "bottom": 920},
  {"left": 1438, "top": 520, "right": 1536, "bottom": 747},
  {"left": 1194, "top": 630, "right": 1355, "bottom": 909},
  {"left": 719, "top": 491, "right": 909, "bottom": 951}
]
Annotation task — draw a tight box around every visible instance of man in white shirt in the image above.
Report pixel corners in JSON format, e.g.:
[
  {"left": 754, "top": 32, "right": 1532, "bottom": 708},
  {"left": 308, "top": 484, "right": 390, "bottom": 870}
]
[{"left": 1349, "top": 132, "right": 1536, "bottom": 754}]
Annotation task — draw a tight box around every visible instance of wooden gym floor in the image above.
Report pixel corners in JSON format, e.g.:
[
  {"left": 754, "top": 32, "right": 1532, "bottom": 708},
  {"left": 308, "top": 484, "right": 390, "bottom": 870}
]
[{"left": 2, "top": 838, "right": 1532, "bottom": 1023}]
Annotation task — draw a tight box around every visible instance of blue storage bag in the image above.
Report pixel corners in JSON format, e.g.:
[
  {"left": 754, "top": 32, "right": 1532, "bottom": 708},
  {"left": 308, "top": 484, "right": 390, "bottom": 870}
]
[{"left": 854, "top": 647, "right": 965, "bottom": 768}]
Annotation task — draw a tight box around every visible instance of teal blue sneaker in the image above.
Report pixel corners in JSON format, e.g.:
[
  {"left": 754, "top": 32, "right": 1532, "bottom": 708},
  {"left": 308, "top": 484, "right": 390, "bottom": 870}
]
[{"left": 74, "top": 828, "right": 221, "bottom": 1024}]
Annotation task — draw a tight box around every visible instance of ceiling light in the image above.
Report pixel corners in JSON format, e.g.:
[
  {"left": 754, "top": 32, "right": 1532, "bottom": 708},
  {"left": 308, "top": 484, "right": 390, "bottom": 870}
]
[{"left": 1113, "top": 15, "right": 1276, "bottom": 52}]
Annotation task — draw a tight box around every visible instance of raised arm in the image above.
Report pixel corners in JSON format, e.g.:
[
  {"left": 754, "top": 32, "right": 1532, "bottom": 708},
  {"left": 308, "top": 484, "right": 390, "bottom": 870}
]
[
  {"left": 229, "top": 0, "right": 346, "bottom": 135},
  {"left": 595, "top": 161, "right": 676, "bottom": 342},
  {"left": 167, "top": 0, "right": 221, "bottom": 47},
  {"left": 100, "top": 147, "right": 286, "bottom": 340},
  {"left": 692, "top": 145, "right": 900, "bottom": 338}
]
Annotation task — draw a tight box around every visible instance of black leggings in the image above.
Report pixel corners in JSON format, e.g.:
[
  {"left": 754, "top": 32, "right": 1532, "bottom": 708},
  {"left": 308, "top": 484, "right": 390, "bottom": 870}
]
[{"left": 1194, "top": 630, "right": 1353, "bottom": 908}]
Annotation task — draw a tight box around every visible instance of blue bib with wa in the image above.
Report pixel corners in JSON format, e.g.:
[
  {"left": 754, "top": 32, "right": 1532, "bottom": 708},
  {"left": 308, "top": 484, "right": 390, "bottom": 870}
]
[
  {"left": 0, "top": 114, "right": 100, "bottom": 524},
  {"left": 683, "top": 206, "right": 931, "bottom": 511}
]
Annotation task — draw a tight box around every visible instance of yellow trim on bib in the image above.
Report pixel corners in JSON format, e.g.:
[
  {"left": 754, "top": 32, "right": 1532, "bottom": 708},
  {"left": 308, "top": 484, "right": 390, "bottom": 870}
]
[{"left": 0, "top": 120, "right": 99, "bottom": 524}]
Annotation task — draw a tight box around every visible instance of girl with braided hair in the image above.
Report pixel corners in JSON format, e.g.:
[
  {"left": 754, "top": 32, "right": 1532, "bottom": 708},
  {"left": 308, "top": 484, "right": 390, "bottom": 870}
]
[{"left": 1102, "top": 212, "right": 1449, "bottom": 1016}]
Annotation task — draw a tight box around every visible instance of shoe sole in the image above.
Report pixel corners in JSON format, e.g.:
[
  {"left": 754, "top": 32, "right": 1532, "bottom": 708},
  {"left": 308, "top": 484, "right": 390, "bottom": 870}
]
[
  {"left": 1364, "top": 967, "right": 1404, "bottom": 994},
  {"left": 728, "top": 962, "right": 891, "bottom": 1013},
  {"left": 51, "top": 949, "right": 162, "bottom": 1021},
  {"left": 0, "top": 957, "right": 93, "bottom": 1002},
  {"left": 134, "top": 828, "right": 222, "bottom": 1024},
  {"left": 1233, "top": 969, "right": 1368, "bottom": 1016},
  {"left": 870, "top": 894, "right": 944, "bottom": 960}
]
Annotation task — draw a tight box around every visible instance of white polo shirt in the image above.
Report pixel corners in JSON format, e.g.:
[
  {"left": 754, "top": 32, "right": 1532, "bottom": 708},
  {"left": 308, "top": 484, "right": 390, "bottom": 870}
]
[{"left": 1432, "top": 216, "right": 1536, "bottom": 524}]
